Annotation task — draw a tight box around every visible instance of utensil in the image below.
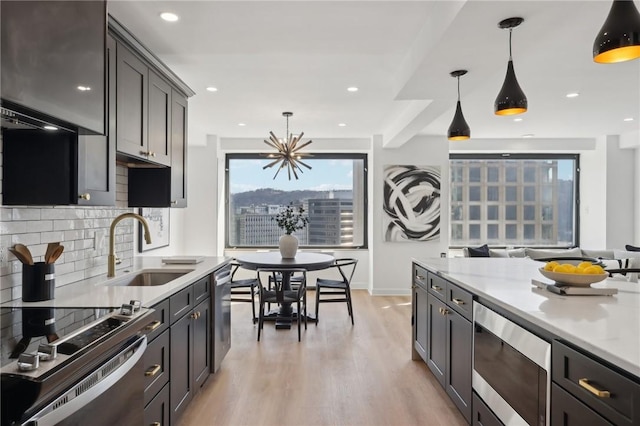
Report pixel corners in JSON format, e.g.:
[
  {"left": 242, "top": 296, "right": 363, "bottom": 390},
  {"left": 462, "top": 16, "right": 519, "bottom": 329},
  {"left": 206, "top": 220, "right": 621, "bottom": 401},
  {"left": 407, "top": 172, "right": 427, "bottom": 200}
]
[
  {"left": 45, "top": 242, "right": 60, "bottom": 264},
  {"left": 8, "top": 248, "right": 30, "bottom": 265},
  {"left": 13, "top": 244, "right": 33, "bottom": 265},
  {"left": 47, "top": 245, "right": 64, "bottom": 264}
]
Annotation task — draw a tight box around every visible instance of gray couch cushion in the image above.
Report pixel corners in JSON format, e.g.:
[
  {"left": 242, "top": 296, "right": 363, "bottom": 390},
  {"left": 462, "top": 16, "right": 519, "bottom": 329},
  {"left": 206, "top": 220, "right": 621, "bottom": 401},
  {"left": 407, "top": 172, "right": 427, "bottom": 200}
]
[
  {"left": 524, "top": 247, "right": 582, "bottom": 260},
  {"left": 507, "top": 248, "right": 526, "bottom": 258},
  {"left": 489, "top": 249, "right": 509, "bottom": 258},
  {"left": 581, "top": 249, "right": 615, "bottom": 259}
]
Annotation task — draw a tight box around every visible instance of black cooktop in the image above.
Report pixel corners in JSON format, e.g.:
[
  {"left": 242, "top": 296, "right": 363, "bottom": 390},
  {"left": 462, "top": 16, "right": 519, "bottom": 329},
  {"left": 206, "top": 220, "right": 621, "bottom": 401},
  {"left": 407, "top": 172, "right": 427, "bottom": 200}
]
[{"left": 0, "top": 306, "right": 116, "bottom": 369}]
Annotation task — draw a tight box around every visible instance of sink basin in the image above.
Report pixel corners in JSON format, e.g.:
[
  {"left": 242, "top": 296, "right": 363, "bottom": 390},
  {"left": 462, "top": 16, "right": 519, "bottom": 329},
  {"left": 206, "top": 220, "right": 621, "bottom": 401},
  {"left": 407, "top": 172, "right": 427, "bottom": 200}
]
[{"left": 105, "top": 269, "right": 193, "bottom": 287}]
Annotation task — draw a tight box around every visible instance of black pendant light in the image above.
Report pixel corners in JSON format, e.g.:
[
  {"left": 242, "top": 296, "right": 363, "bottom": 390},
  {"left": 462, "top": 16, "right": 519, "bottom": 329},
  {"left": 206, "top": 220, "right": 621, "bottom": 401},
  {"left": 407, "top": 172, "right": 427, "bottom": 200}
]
[
  {"left": 448, "top": 70, "right": 470, "bottom": 141},
  {"left": 593, "top": 0, "right": 640, "bottom": 63},
  {"left": 495, "top": 17, "right": 528, "bottom": 116}
]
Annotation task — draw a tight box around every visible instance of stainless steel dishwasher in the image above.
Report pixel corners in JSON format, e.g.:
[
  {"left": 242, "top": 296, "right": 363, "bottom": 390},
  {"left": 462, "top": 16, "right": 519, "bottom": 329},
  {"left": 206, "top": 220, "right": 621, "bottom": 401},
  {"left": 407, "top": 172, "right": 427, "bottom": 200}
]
[{"left": 212, "top": 263, "right": 232, "bottom": 373}]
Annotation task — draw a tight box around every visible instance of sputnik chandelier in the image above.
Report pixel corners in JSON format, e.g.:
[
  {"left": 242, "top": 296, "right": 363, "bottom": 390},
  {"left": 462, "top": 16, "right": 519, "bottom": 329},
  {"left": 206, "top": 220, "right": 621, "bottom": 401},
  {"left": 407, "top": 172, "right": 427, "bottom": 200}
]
[{"left": 263, "top": 111, "right": 313, "bottom": 180}]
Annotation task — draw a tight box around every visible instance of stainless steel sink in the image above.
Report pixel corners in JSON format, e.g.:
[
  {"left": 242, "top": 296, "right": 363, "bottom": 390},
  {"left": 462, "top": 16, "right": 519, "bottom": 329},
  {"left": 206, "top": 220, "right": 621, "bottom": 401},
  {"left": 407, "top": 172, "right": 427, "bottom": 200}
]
[{"left": 104, "top": 270, "right": 193, "bottom": 286}]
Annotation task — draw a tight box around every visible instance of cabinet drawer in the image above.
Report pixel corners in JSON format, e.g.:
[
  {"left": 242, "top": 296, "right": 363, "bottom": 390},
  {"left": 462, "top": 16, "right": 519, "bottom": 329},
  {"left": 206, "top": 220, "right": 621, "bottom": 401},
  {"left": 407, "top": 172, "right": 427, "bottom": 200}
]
[
  {"left": 552, "top": 383, "right": 613, "bottom": 426},
  {"left": 552, "top": 340, "right": 640, "bottom": 426},
  {"left": 413, "top": 264, "right": 429, "bottom": 289},
  {"left": 144, "top": 299, "right": 169, "bottom": 342},
  {"left": 447, "top": 282, "right": 473, "bottom": 321},
  {"left": 428, "top": 273, "right": 447, "bottom": 301},
  {"left": 472, "top": 392, "right": 503, "bottom": 426},
  {"left": 143, "top": 329, "right": 170, "bottom": 406},
  {"left": 193, "top": 275, "right": 210, "bottom": 304},
  {"left": 170, "top": 286, "right": 193, "bottom": 324},
  {"left": 144, "top": 382, "right": 170, "bottom": 426}
]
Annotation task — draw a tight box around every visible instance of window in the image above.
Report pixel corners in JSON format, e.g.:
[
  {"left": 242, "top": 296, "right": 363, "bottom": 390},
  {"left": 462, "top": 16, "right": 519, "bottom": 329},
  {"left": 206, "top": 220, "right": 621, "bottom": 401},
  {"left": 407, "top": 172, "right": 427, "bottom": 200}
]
[
  {"left": 225, "top": 153, "right": 367, "bottom": 249},
  {"left": 450, "top": 154, "right": 579, "bottom": 248}
]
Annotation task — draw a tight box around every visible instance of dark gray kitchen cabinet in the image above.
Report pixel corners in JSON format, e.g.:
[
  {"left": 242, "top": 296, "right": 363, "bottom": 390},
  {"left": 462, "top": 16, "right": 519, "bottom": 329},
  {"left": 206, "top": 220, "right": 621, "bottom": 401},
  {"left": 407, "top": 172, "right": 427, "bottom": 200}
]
[
  {"left": 426, "top": 293, "right": 447, "bottom": 387},
  {"left": 552, "top": 383, "right": 612, "bottom": 426},
  {"left": 473, "top": 392, "right": 504, "bottom": 426},
  {"left": 413, "top": 281, "right": 428, "bottom": 362},
  {"left": 1, "top": 1, "right": 106, "bottom": 134},
  {"left": 144, "top": 383, "right": 170, "bottom": 426},
  {"left": 148, "top": 71, "right": 172, "bottom": 167},
  {"left": 170, "top": 90, "right": 189, "bottom": 207},
  {"left": 445, "top": 305, "right": 472, "bottom": 423},
  {"left": 170, "top": 275, "right": 211, "bottom": 425},
  {"left": 115, "top": 41, "right": 149, "bottom": 162}
]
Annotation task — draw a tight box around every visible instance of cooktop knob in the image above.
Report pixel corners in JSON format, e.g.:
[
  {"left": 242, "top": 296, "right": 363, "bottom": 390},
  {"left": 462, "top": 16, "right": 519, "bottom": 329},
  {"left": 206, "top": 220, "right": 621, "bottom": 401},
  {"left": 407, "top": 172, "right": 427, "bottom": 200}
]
[
  {"left": 17, "top": 353, "right": 39, "bottom": 371},
  {"left": 37, "top": 343, "right": 57, "bottom": 361}
]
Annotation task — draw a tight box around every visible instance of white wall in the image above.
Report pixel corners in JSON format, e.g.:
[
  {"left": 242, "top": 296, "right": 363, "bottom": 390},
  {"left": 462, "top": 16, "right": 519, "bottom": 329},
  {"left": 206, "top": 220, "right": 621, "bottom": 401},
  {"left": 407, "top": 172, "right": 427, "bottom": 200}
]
[
  {"left": 173, "top": 133, "right": 638, "bottom": 297},
  {"left": 371, "top": 134, "right": 450, "bottom": 295}
]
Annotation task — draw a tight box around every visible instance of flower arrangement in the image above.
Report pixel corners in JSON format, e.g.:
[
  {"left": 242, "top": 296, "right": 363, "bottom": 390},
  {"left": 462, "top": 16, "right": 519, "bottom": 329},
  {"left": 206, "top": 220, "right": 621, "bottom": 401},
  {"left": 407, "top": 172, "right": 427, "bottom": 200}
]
[{"left": 273, "top": 202, "right": 309, "bottom": 235}]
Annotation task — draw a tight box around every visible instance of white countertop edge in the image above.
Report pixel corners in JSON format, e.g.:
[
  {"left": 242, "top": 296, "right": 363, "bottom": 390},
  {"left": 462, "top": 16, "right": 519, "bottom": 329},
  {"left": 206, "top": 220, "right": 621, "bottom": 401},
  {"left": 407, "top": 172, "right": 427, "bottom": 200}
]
[
  {"left": 1, "top": 256, "right": 232, "bottom": 309},
  {"left": 412, "top": 257, "right": 640, "bottom": 379}
]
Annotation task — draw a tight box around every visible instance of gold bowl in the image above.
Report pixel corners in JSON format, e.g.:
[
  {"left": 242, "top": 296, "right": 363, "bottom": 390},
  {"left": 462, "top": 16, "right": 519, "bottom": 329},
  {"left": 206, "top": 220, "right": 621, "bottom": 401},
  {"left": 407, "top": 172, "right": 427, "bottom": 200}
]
[{"left": 538, "top": 268, "right": 608, "bottom": 287}]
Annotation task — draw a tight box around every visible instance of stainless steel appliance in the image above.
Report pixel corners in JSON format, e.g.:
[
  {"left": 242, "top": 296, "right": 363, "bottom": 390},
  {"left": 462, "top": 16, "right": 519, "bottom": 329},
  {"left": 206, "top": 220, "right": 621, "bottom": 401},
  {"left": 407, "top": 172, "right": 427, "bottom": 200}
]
[
  {"left": 473, "top": 302, "right": 551, "bottom": 426},
  {"left": 1, "top": 302, "right": 152, "bottom": 425},
  {"left": 213, "top": 263, "right": 231, "bottom": 373}
]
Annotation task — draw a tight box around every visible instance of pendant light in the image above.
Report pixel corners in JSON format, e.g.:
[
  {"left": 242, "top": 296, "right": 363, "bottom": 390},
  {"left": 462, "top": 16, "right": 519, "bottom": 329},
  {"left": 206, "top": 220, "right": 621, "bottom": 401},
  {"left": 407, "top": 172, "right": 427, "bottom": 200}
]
[
  {"left": 448, "top": 70, "right": 470, "bottom": 141},
  {"left": 593, "top": 0, "right": 640, "bottom": 63},
  {"left": 494, "top": 17, "right": 528, "bottom": 116},
  {"left": 262, "top": 112, "right": 313, "bottom": 180}
]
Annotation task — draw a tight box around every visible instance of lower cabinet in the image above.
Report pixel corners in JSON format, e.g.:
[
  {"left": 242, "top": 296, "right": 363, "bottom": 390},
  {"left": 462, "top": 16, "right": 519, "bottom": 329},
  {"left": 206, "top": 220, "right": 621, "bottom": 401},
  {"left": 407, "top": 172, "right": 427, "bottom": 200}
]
[
  {"left": 472, "top": 392, "right": 503, "bottom": 426},
  {"left": 413, "top": 263, "right": 473, "bottom": 424},
  {"left": 169, "top": 276, "right": 211, "bottom": 425},
  {"left": 145, "top": 383, "right": 170, "bottom": 426},
  {"left": 552, "top": 383, "right": 612, "bottom": 426}
]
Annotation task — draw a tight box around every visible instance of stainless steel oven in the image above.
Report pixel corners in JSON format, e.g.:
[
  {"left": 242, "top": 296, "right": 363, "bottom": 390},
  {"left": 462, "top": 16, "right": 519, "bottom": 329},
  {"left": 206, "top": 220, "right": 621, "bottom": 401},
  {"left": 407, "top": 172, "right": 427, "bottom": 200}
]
[
  {"left": 473, "top": 302, "right": 551, "bottom": 426},
  {"left": 1, "top": 303, "right": 152, "bottom": 426}
]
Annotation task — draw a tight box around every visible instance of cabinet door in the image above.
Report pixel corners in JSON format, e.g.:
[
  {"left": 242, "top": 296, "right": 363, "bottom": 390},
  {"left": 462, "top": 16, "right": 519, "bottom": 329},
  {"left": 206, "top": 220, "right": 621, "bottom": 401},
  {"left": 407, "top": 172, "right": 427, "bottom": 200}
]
[
  {"left": 147, "top": 70, "right": 171, "bottom": 166},
  {"left": 170, "top": 89, "right": 188, "bottom": 207},
  {"left": 170, "top": 312, "right": 193, "bottom": 425},
  {"left": 77, "top": 34, "right": 116, "bottom": 206},
  {"left": 426, "top": 294, "right": 446, "bottom": 387},
  {"left": 413, "top": 283, "right": 428, "bottom": 362},
  {"left": 446, "top": 309, "right": 472, "bottom": 423},
  {"left": 193, "top": 298, "right": 211, "bottom": 390},
  {"left": 473, "top": 392, "right": 504, "bottom": 426},
  {"left": 116, "top": 41, "right": 148, "bottom": 160}
]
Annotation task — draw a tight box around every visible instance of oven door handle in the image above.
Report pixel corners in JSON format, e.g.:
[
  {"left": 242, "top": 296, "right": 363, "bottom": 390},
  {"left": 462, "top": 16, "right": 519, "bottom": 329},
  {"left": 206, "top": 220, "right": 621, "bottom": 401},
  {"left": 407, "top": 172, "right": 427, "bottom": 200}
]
[{"left": 25, "top": 335, "right": 147, "bottom": 426}]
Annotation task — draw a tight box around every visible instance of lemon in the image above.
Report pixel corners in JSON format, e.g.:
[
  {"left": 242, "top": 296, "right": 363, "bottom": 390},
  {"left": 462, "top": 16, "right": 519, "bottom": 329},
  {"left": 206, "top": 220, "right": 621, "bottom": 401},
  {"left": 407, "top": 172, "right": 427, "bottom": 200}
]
[
  {"left": 544, "top": 261, "right": 559, "bottom": 271},
  {"left": 576, "top": 261, "right": 593, "bottom": 272},
  {"left": 583, "top": 265, "right": 605, "bottom": 275},
  {"left": 554, "top": 264, "right": 577, "bottom": 273}
]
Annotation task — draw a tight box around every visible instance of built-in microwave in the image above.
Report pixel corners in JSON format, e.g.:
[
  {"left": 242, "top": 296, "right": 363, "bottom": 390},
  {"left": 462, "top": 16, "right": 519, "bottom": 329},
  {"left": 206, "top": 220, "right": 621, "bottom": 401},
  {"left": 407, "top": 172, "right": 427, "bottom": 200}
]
[{"left": 473, "top": 302, "right": 551, "bottom": 426}]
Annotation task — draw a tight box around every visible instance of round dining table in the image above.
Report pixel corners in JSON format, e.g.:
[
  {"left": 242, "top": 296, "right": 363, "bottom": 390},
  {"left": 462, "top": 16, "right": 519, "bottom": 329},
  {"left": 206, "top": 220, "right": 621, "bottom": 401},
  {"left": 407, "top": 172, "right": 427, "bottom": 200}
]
[{"left": 235, "top": 252, "right": 335, "bottom": 329}]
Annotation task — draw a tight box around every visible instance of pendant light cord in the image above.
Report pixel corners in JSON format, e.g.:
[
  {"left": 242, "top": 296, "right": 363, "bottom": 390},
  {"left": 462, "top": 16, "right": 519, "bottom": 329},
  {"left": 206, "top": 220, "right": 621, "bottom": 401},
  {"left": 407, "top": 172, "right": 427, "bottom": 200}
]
[
  {"left": 509, "top": 29, "right": 513, "bottom": 60},
  {"left": 457, "top": 76, "right": 461, "bottom": 101}
]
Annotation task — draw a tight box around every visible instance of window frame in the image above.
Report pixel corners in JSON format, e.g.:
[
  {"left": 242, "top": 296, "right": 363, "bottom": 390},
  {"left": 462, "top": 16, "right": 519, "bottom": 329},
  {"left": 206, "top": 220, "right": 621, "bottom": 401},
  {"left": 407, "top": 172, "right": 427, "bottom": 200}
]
[
  {"left": 225, "top": 152, "right": 369, "bottom": 250},
  {"left": 449, "top": 153, "right": 580, "bottom": 249}
]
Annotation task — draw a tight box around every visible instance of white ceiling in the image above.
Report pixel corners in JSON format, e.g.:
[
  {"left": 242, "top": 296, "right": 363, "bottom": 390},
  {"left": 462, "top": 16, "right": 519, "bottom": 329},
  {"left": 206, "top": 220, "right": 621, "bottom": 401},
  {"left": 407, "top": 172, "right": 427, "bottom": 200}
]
[{"left": 108, "top": 0, "right": 640, "bottom": 147}]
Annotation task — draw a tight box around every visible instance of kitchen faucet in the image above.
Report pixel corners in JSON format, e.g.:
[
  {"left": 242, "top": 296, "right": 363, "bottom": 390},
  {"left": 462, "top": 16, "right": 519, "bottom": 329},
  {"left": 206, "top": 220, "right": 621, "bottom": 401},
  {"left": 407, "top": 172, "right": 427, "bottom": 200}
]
[{"left": 108, "top": 212, "right": 152, "bottom": 277}]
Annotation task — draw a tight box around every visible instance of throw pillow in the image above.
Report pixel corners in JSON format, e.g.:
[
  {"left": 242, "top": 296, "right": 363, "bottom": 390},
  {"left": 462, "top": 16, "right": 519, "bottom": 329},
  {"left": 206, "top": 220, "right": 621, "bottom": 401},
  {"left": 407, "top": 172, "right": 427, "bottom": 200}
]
[
  {"left": 581, "top": 249, "right": 615, "bottom": 259},
  {"left": 524, "top": 247, "right": 582, "bottom": 260},
  {"left": 507, "top": 248, "right": 526, "bottom": 258},
  {"left": 625, "top": 244, "right": 640, "bottom": 252},
  {"left": 489, "top": 249, "right": 509, "bottom": 258},
  {"left": 467, "top": 244, "right": 490, "bottom": 257}
]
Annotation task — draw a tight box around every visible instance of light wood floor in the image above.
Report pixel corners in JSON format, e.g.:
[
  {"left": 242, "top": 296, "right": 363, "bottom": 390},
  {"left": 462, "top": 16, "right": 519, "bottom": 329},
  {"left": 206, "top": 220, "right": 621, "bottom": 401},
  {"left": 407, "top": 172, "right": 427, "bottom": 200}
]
[{"left": 180, "top": 290, "right": 467, "bottom": 426}]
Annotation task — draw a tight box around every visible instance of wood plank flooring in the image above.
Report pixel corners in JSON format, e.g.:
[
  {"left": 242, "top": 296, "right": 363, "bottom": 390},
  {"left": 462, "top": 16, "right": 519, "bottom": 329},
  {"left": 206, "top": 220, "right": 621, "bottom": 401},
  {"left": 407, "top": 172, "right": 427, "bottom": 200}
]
[{"left": 180, "top": 290, "right": 467, "bottom": 426}]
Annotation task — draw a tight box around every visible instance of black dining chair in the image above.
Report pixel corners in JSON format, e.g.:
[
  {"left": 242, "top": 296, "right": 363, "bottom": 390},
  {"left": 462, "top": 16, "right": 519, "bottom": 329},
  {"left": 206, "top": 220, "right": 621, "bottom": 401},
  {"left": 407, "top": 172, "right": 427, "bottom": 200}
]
[
  {"left": 256, "top": 267, "right": 308, "bottom": 342},
  {"left": 229, "top": 261, "right": 259, "bottom": 323},
  {"left": 314, "top": 258, "right": 358, "bottom": 325}
]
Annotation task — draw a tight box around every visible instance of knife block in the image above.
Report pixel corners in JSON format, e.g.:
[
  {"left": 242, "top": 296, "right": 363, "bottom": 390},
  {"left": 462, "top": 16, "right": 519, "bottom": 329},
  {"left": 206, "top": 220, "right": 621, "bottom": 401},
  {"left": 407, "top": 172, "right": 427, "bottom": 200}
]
[{"left": 22, "top": 263, "right": 55, "bottom": 302}]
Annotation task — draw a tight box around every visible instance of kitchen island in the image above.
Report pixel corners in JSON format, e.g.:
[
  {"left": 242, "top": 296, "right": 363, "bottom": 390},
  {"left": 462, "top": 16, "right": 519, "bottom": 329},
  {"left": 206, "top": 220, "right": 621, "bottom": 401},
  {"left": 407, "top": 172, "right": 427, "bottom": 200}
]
[{"left": 412, "top": 257, "right": 640, "bottom": 426}]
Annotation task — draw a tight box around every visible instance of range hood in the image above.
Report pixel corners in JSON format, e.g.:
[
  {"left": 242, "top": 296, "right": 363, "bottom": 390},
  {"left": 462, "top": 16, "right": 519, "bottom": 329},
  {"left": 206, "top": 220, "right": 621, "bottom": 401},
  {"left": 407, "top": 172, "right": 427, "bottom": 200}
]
[{"left": 1, "top": 106, "right": 76, "bottom": 133}]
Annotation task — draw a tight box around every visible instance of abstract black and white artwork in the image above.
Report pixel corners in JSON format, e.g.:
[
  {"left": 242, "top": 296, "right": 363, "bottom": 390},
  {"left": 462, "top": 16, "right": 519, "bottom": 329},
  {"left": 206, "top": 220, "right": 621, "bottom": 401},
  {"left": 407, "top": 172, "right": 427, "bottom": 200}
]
[{"left": 382, "top": 165, "right": 441, "bottom": 242}]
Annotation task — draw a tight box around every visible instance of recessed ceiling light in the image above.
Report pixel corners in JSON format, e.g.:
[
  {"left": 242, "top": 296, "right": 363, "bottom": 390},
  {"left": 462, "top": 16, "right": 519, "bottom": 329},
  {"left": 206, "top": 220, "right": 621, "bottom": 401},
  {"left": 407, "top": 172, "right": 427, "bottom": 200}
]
[
  {"left": 77, "top": 86, "right": 91, "bottom": 91},
  {"left": 347, "top": 87, "right": 359, "bottom": 92},
  {"left": 44, "top": 125, "right": 58, "bottom": 131},
  {"left": 522, "top": 133, "right": 535, "bottom": 138},
  {"left": 513, "top": 118, "right": 523, "bottom": 122},
  {"left": 206, "top": 87, "right": 218, "bottom": 92},
  {"left": 623, "top": 117, "right": 634, "bottom": 121},
  {"left": 566, "top": 92, "right": 580, "bottom": 98},
  {"left": 238, "top": 123, "right": 246, "bottom": 127},
  {"left": 160, "top": 12, "right": 179, "bottom": 22},
  {"left": 338, "top": 123, "right": 347, "bottom": 127}
]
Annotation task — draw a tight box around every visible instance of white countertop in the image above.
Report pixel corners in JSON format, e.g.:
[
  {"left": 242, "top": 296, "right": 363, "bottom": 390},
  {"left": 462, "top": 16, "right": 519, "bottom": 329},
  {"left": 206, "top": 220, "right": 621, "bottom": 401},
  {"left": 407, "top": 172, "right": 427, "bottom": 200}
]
[
  {"left": 1, "top": 256, "right": 231, "bottom": 309},
  {"left": 413, "top": 257, "right": 640, "bottom": 378}
]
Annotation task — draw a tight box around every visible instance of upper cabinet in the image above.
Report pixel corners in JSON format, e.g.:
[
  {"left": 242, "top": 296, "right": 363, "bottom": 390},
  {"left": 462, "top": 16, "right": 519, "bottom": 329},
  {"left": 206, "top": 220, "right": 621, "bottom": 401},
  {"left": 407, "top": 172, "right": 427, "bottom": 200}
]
[{"left": 1, "top": 1, "right": 106, "bottom": 135}]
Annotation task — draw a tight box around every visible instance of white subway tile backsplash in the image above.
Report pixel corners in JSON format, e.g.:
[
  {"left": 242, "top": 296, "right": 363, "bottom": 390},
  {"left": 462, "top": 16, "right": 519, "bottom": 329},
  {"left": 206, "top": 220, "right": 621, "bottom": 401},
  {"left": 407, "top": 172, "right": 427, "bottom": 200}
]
[{"left": 1, "top": 164, "right": 134, "bottom": 303}]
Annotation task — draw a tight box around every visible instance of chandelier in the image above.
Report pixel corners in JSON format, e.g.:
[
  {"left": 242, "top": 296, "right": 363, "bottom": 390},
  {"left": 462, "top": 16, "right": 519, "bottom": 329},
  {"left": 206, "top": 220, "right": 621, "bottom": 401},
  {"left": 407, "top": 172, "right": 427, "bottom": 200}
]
[{"left": 263, "top": 111, "right": 313, "bottom": 180}]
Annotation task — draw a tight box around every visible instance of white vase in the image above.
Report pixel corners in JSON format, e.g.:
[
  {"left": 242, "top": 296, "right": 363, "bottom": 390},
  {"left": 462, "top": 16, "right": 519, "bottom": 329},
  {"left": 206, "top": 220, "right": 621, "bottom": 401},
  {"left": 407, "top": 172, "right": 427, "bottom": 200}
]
[{"left": 279, "top": 234, "right": 298, "bottom": 258}]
